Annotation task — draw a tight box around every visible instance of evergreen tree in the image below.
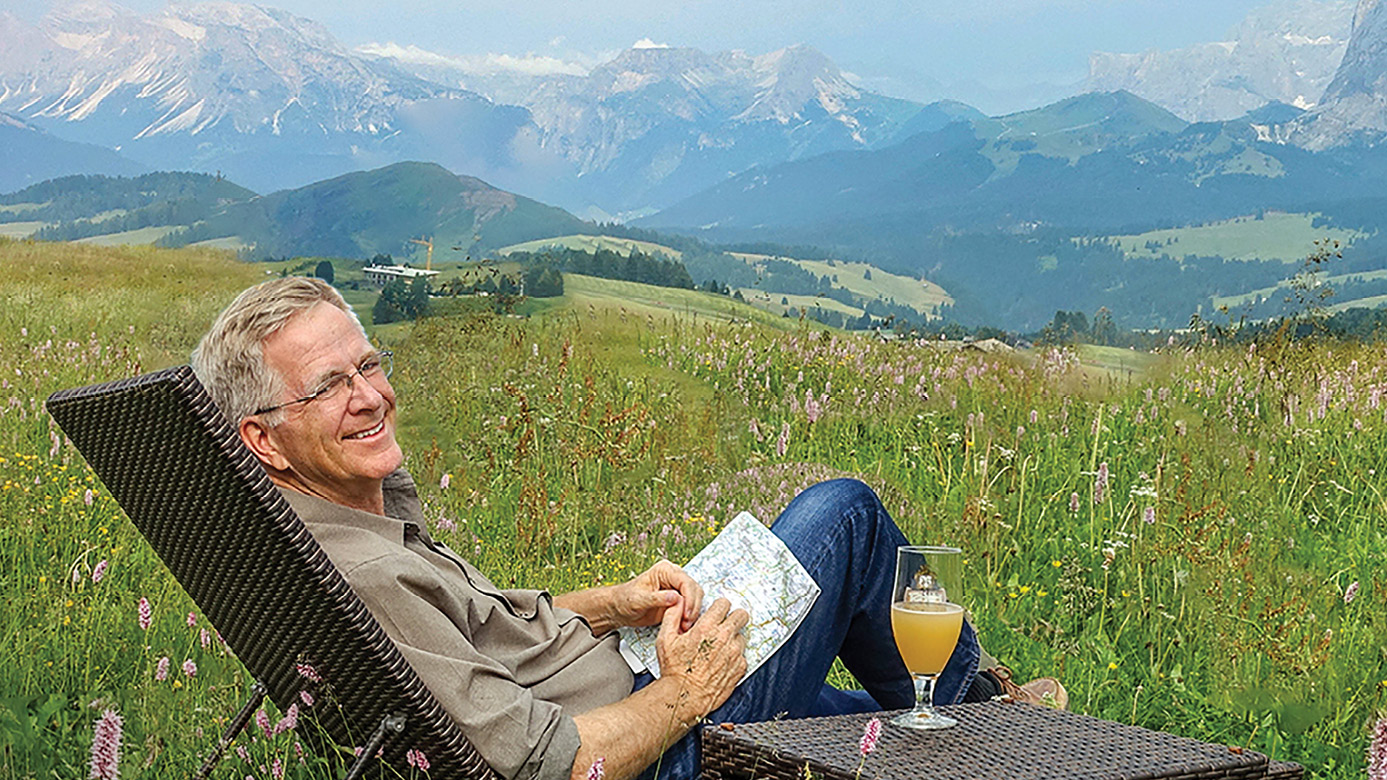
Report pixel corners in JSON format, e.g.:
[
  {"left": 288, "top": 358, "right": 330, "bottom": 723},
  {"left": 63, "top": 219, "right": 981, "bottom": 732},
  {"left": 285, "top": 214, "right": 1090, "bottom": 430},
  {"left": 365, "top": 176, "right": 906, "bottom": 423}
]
[{"left": 314, "top": 260, "right": 334, "bottom": 285}]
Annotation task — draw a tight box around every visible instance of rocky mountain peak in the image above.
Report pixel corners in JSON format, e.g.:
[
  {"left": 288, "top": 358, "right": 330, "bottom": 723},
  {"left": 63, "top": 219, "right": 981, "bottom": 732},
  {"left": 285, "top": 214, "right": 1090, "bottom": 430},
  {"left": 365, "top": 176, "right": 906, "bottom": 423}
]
[
  {"left": 1320, "top": 0, "right": 1387, "bottom": 99},
  {"left": 739, "top": 44, "right": 859, "bottom": 123},
  {"left": 1087, "top": 0, "right": 1352, "bottom": 121},
  {"left": 1288, "top": 0, "right": 1387, "bottom": 147}
]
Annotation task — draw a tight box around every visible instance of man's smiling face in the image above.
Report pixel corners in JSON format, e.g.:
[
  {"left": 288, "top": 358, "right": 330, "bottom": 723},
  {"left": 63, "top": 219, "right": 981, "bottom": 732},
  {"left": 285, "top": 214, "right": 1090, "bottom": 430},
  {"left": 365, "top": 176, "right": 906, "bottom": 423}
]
[{"left": 257, "top": 301, "right": 403, "bottom": 509}]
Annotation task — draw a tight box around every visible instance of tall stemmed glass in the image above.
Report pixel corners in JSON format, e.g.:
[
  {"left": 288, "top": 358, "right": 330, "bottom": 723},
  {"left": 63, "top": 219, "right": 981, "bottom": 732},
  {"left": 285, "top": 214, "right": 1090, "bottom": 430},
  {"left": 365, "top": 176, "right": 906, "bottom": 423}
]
[{"left": 890, "top": 545, "right": 964, "bottom": 730}]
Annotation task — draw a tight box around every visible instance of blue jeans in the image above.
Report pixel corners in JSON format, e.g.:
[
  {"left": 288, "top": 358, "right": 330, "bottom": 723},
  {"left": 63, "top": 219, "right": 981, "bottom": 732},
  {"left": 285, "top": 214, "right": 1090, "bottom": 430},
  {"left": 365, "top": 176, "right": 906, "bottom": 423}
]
[{"left": 635, "top": 479, "right": 981, "bottom": 780}]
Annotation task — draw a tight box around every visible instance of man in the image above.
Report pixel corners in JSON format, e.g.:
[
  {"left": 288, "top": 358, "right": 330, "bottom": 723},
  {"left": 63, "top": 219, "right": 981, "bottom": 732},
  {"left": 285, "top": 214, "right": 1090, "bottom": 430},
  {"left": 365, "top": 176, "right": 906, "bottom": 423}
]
[{"left": 192, "top": 278, "right": 1062, "bottom": 780}]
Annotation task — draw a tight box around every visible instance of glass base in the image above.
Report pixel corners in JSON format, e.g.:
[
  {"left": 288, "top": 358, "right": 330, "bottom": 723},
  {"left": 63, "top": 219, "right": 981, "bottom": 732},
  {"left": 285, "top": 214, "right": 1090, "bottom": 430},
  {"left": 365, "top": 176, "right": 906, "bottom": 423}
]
[{"left": 891, "top": 709, "right": 957, "bottom": 730}]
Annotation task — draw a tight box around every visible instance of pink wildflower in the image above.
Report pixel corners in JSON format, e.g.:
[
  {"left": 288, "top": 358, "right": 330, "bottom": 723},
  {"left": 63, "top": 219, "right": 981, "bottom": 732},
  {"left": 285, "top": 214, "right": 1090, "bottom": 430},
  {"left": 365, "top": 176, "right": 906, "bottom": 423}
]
[
  {"left": 187, "top": 612, "right": 197, "bottom": 627},
  {"left": 1069, "top": 492, "right": 1080, "bottom": 514},
  {"left": 1094, "top": 462, "right": 1109, "bottom": 504},
  {"left": 155, "top": 656, "right": 170, "bottom": 681},
  {"left": 407, "top": 748, "right": 431, "bottom": 772},
  {"left": 91, "top": 560, "right": 107, "bottom": 584},
  {"left": 137, "top": 597, "right": 151, "bottom": 631},
  {"left": 804, "top": 389, "right": 823, "bottom": 424},
  {"left": 255, "top": 709, "right": 271, "bottom": 737},
  {"left": 1143, "top": 506, "right": 1156, "bottom": 525},
  {"left": 859, "top": 717, "right": 882, "bottom": 756},
  {"left": 295, "top": 663, "right": 321, "bottom": 682},
  {"left": 776, "top": 422, "right": 790, "bottom": 457},
  {"left": 84, "top": 488, "right": 94, "bottom": 506},
  {"left": 439, "top": 473, "right": 451, "bottom": 490},
  {"left": 271, "top": 757, "right": 284, "bottom": 780},
  {"left": 201, "top": 628, "right": 211, "bottom": 649},
  {"left": 182, "top": 659, "right": 197, "bottom": 678},
  {"left": 89, "top": 708, "right": 122, "bottom": 780},
  {"left": 1370, "top": 716, "right": 1387, "bottom": 780},
  {"left": 299, "top": 690, "right": 314, "bottom": 707},
  {"left": 1345, "top": 581, "right": 1360, "bottom": 604},
  {"left": 235, "top": 745, "right": 250, "bottom": 763},
  {"left": 275, "top": 703, "right": 299, "bottom": 734},
  {"left": 585, "top": 756, "right": 604, "bottom": 780}
]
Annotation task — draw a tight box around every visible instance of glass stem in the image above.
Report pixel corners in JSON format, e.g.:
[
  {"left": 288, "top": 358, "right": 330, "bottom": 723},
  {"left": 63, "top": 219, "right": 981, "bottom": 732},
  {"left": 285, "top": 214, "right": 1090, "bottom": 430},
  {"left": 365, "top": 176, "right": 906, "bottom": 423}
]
[{"left": 914, "top": 673, "right": 938, "bottom": 714}]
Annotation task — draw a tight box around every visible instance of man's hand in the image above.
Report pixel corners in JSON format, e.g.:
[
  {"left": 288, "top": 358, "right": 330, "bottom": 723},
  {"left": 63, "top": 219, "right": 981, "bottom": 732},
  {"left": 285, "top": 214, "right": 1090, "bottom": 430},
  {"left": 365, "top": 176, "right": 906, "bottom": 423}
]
[
  {"left": 569, "top": 598, "right": 749, "bottom": 780},
  {"left": 613, "top": 559, "right": 703, "bottom": 632},
  {"left": 552, "top": 559, "right": 702, "bottom": 635},
  {"left": 653, "top": 596, "right": 749, "bottom": 725}
]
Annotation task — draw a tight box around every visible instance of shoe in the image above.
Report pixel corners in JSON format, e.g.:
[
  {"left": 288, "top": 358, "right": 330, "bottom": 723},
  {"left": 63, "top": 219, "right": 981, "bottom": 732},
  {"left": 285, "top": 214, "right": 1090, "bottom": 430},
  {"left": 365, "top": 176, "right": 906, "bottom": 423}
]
[{"left": 987, "top": 665, "right": 1069, "bottom": 709}]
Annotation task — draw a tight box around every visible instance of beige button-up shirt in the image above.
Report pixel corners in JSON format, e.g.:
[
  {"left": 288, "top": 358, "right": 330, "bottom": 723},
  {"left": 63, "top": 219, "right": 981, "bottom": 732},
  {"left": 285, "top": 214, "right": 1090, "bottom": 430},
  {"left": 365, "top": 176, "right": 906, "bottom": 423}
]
[{"left": 280, "top": 470, "right": 634, "bottom": 780}]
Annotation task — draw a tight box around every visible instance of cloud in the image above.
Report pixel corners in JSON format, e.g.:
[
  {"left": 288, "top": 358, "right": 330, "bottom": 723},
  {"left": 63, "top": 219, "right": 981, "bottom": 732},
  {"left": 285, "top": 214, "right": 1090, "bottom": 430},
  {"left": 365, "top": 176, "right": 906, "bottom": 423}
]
[
  {"left": 631, "top": 38, "right": 669, "bottom": 49},
  {"left": 357, "top": 41, "right": 588, "bottom": 76}
]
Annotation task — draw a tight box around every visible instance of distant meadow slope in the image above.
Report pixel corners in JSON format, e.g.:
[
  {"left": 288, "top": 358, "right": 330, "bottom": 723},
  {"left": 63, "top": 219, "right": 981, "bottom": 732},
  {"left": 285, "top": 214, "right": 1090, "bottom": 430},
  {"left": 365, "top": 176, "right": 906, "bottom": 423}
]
[{"left": 1, "top": 240, "right": 1383, "bottom": 778}]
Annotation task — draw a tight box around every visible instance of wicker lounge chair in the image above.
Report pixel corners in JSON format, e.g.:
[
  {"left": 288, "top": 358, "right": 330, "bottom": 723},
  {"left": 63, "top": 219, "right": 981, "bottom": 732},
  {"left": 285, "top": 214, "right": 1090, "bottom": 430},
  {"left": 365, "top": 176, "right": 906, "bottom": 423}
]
[{"left": 47, "top": 365, "right": 497, "bottom": 780}]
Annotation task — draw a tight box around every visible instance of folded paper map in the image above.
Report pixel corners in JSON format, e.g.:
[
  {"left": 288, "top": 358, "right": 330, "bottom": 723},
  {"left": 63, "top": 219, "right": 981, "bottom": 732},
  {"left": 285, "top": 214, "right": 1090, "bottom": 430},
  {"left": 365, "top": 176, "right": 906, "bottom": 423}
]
[{"left": 617, "top": 511, "right": 820, "bottom": 682}]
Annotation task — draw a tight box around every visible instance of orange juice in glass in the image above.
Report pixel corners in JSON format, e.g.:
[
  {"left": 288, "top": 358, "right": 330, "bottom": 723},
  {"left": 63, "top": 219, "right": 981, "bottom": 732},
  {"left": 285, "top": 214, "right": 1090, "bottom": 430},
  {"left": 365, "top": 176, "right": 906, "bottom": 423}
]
[
  {"left": 890, "top": 545, "right": 963, "bottom": 730},
  {"left": 891, "top": 601, "right": 964, "bottom": 674}
]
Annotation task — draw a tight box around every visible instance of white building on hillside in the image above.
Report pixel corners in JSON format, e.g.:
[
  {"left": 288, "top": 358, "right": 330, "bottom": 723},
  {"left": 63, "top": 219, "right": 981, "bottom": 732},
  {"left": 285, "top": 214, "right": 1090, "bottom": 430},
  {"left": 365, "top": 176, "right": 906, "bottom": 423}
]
[{"left": 363, "top": 265, "right": 440, "bottom": 287}]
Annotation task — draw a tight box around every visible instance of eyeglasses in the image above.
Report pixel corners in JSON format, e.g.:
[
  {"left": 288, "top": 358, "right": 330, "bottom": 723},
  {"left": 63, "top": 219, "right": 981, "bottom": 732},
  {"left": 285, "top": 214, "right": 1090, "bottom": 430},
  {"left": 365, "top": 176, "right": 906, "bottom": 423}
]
[{"left": 254, "top": 350, "right": 394, "bottom": 416}]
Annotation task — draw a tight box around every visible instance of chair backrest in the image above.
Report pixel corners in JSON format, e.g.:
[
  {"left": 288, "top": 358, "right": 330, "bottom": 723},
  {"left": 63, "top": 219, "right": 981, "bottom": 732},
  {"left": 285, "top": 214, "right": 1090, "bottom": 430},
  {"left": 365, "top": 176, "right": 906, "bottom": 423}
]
[{"left": 47, "top": 365, "right": 496, "bottom": 780}]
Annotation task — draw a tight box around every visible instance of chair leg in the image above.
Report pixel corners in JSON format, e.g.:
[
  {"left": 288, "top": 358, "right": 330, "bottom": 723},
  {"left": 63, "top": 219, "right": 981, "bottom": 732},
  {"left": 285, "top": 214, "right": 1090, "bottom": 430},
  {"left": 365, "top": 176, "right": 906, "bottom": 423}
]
[
  {"left": 343, "top": 713, "right": 407, "bottom": 780},
  {"left": 194, "top": 681, "right": 267, "bottom": 780}
]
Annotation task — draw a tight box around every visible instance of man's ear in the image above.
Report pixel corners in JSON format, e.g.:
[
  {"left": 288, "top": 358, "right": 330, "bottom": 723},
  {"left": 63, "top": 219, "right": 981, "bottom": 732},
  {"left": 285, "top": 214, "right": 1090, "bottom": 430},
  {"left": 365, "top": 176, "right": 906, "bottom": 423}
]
[{"left": 239, "top": 416, "right": 292, "bottom": 473}]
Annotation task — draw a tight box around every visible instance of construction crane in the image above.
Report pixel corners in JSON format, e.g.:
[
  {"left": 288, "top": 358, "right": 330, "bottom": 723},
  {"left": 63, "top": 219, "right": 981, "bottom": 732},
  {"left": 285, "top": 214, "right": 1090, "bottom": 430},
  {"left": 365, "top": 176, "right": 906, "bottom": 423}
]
[{"left": 409, "top": 237, "right": 434, "bottom": 271}]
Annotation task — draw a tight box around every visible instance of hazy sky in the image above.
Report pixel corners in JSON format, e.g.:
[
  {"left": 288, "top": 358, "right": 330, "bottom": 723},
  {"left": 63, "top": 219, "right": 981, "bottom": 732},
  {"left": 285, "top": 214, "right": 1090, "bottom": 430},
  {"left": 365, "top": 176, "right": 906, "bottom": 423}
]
[{"left": 14, "top": 0, "right": 1277, "bottom": 113}]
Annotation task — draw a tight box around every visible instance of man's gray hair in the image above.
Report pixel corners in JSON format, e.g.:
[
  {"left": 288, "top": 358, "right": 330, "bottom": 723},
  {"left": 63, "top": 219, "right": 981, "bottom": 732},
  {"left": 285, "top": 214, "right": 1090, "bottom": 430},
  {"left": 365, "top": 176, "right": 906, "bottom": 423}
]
[{"left": 192, "top": 276, "right": 364, "bottom": 427}]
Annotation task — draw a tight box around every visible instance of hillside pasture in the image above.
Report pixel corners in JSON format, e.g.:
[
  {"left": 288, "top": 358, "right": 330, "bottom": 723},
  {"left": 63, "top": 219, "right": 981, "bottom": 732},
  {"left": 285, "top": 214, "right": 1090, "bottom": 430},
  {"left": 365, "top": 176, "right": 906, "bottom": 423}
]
[
  {"left": 0, "top": 202, "right": 45, "bottom": 216},
  {"left": 563, "top": 273, "right": 793, "bottom": 329},
  {"left": 1106, "top": 212, "right": 1364, "bottom": 263},
  {"left": 738, "top": 288, "right": 866, "bottom": 320},
  {"left": 1211, "top": 268, "right": 1387, "bottom": 312},
  {"left": 73, "top": 225, "right": 180, "bottom": 246},
  {"left": 187, "top": 235, "right": 252, "bottom": 252},
  {"left": 0, "top": 221, "right": 45, "bottom": 237},
  {"left": 497, "top": 233, "right": 682, "bottom": 259},
  {"left": 731, "top": 252, "right": 952, "bottom": 313}
]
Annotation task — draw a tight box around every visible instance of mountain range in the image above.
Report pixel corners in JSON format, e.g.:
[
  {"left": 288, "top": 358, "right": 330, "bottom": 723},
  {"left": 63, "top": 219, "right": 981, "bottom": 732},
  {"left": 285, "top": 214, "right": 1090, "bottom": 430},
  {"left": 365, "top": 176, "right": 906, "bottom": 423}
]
[
  {"left": 374, "top": 42, "right": 944, "bottom": 218},
  {"left": 0, "top": 1, "right": 944, "bottom": 217}
]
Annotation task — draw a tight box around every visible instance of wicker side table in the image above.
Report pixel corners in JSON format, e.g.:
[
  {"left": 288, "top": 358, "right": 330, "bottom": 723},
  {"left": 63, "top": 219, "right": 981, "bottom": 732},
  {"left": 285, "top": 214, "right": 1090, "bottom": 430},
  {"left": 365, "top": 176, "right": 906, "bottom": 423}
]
[{"left": 701, "top": 702, "right": 1304, "bottom": 780}]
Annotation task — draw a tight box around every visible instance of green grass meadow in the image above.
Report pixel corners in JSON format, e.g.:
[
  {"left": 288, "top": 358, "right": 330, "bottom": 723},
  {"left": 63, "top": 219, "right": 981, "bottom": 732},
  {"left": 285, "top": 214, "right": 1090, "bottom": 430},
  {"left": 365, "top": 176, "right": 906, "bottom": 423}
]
[
  {"left": 1, "top": 238, "right": 1384, "bottom": 778},
  {"left": 1106, "top": 213, "right": 1365, "bottom": 263}
]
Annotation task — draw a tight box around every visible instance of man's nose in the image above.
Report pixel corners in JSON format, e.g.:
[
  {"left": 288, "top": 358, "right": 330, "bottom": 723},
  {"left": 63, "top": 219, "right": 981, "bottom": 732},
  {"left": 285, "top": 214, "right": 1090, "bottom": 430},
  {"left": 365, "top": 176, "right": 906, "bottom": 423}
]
[{"left": 345, "top": 370, "right": 389, "bottom": 411}]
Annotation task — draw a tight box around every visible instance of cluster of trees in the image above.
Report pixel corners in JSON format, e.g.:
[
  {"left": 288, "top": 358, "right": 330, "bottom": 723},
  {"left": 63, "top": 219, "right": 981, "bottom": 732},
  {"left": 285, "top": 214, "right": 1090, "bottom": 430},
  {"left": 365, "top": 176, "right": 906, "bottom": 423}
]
[
  {"left": 507, "top": 247, "right": 693, "bottom": 290},
  {"left": 436, "top": 266, "right": 565, "bottom": 300},
  {"left": 373, "top": 277, "right": 430, "bottom": 324},
  {"left": 1035, "top": 308, "right": 1118, "bottom": 345}
]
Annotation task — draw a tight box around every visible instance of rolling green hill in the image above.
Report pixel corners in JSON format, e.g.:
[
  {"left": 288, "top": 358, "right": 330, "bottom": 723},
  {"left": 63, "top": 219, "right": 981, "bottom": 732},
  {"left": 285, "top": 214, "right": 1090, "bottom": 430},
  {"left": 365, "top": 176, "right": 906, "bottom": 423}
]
[
  {"left": 0, "top": 172, "right": 254, "bottom": 243},
  {"left": 161, "top": 161, "right": 591, "bottom": 262},
  {"left": 731, "top": 252, "right": 951, "bottom": 312}
]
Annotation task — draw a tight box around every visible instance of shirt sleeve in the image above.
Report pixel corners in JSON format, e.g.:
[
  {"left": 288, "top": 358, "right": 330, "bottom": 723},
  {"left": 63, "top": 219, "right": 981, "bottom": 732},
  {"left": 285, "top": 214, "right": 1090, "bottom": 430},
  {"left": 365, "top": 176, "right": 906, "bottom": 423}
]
[{"left": 343, "top": 553, "right": 581, "bottom": 780}]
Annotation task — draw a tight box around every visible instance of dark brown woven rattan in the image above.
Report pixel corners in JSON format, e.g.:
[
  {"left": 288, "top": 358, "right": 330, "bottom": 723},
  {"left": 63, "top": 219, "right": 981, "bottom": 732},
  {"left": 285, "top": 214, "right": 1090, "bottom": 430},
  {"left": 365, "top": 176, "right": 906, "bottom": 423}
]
[
  {"left": 701, "top": 702, "right": 1304, "bottom": 780},
  {"left": 47, "top": 366, "right": 498, "bottom": 780}
]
